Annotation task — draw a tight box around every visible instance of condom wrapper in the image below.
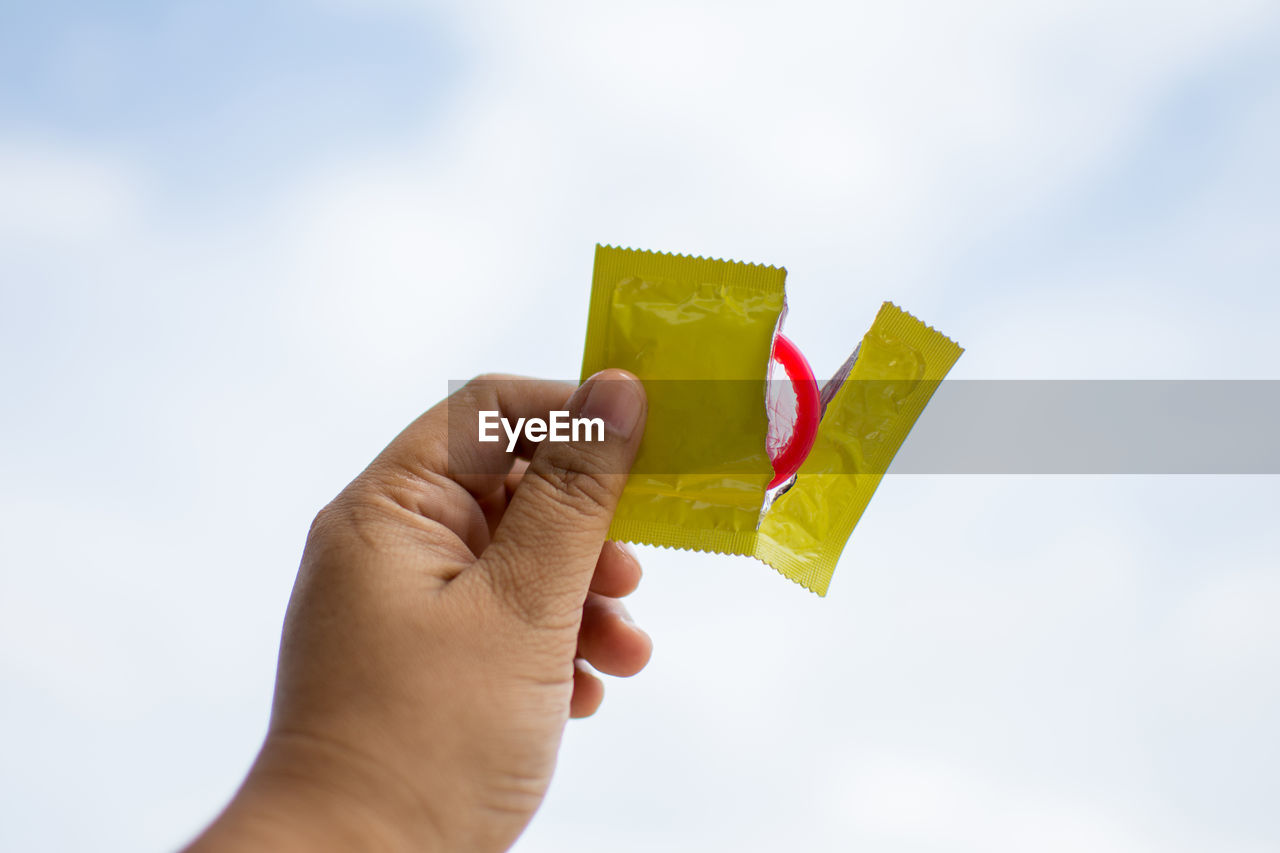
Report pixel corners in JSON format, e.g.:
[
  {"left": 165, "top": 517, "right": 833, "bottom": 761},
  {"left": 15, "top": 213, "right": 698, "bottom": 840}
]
[
  {"left": 582, "top": 245, "right": 785, "bottom": 555},
  {"left": 582, "top": 245, "right": 963, "bottom": 595}
]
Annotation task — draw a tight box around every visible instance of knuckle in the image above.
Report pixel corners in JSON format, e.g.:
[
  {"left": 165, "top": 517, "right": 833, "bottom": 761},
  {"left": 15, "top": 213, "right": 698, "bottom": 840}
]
[
  {"left": 305, "top": 486, "right": 396, "bottom": 554},
  {"left": 453, "top": 374, "right": 496, "bottom": 409},
  {"left": 463, "top": 372, "right": 516, "bottom": 395},
  {"left": 526, "top": 457, "right": 617, "bottom": 518},
  {"left": 306, "top": 498, "right": 348, "bottom": 545}
]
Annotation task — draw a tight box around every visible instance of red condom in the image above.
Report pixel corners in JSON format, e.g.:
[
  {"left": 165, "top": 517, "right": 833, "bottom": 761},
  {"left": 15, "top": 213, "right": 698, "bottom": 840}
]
[{"left": 768, "top": 334, "right": 821, "bottom": 489}]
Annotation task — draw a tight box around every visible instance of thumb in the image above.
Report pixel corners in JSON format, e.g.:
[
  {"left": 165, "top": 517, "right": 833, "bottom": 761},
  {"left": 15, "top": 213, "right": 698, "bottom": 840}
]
[{"left": 476, "top": 369, "right": 647, "bottom": 627}]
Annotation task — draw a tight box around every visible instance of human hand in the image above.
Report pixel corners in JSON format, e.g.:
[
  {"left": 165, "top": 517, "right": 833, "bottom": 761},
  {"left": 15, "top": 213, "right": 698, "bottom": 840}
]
[{"left": 187, "top": 371, "right": 650, "bottom": 852}]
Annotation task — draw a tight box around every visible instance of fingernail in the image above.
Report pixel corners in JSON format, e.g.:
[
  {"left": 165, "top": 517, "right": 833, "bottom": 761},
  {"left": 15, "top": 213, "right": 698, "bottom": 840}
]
[{"left": 580, "top": 371, "right": 644, "bottom": 439}]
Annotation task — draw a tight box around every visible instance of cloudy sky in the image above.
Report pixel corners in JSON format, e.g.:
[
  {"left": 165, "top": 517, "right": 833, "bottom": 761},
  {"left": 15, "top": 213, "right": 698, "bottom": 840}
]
[{"left": 2, "top": 1, "right": 1279, "bottom": 850}]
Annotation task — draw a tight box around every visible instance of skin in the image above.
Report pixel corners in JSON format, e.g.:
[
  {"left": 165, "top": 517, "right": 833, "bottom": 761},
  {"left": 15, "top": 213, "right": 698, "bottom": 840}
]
[{"left": 186, "top": 369, "right": 650, "bottom": 853}]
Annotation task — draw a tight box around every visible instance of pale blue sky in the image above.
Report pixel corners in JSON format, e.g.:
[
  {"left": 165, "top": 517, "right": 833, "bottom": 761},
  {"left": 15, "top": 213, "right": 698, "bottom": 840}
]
[
  {"left": 0, "top": 1, "right": 458, "bottom": 200},
  {"left": 2, "top": 2, "right": 1279, "bottom": 851}
]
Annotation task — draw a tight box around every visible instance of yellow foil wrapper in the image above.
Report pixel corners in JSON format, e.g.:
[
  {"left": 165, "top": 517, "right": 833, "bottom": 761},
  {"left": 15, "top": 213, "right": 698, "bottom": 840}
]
[
  {"left": 582, "top": 246, "right": 963, "bottom": 595},
  {"left": 581, "top": 245, "right": 785, "bottom": 555},
  {"left": 755, "top": 303, "right": 964, "bottom": 594}
]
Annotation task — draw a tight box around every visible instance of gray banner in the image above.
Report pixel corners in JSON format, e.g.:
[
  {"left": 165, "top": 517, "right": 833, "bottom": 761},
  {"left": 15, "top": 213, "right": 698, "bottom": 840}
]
[{"left": 446, "top": 379, "right": 1280, "bottom": 475}]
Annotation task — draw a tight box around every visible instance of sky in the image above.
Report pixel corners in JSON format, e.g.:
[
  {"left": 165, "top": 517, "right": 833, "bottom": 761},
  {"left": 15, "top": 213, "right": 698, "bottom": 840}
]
[{"left": 2, "top": 1, "right": 1279, "bottom": 850}]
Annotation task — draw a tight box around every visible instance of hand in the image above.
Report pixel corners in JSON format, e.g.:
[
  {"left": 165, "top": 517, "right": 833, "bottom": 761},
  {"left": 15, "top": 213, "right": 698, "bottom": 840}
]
[{"left": 187, "top": 370, "right": 650, "bottom": 852}]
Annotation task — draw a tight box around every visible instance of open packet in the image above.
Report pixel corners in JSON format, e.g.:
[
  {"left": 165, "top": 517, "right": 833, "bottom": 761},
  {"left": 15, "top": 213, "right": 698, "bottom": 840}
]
[{"left": 582, "top": 245, "right": 963, "bottom": 595}]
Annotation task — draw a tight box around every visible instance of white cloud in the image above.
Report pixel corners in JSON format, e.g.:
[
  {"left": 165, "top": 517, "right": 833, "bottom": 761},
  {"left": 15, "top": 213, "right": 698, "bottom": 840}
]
[
  {"left": 0, "top": 136, "right": 145, "bottom": 246},
  {"left": 1172, "top": 565, "right": 1280, "bottom": 682},
  {"left": 834, "top": 753, "right": 1155, "bottom": 853},
  {"left": 275, "top": 0, "right": 1280, "bottom": 382}
]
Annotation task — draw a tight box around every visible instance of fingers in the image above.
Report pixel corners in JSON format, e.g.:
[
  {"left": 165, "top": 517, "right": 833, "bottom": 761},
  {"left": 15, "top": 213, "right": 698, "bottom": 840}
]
[
  {"left": 373, "top": 375, "right": 576, "bottom": 500},
  {"left": 503, "top": 458, "right": 529, "bottom": 503},
  {"left": 576, "top": 593, "right": 652, "bottom": 677},
  {"left": 348, "top": 376, "right": 577, "bottom": 561},
  {"left": 570, "top": 593, "right": 652, "bottom": 719},
  {"left": 590, "top": 541, "right": 642, "bottom": 597},
  {"left": 475, "top": 458, "right": 529, "bottom": 538},
  {"left": 474, "top": 370, "right": 646, "bottom": 627},
  {"left": 569, "top": 661, "right": 604, "bottom": 718}
]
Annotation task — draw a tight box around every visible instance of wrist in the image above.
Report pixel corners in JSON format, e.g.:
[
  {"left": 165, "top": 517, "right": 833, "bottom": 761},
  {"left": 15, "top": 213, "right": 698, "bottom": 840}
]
[{"left": 186, "top": 729, "right": 439, "bottom": 853}]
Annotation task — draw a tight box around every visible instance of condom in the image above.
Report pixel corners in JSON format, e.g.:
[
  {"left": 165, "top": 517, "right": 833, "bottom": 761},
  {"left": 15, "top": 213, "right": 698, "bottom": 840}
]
[
  {"left": 754, "top": 303, "right": 964, "bottom": 594},
  {"left": 582, "top": 245, "right": 962, "bottom": 594}
]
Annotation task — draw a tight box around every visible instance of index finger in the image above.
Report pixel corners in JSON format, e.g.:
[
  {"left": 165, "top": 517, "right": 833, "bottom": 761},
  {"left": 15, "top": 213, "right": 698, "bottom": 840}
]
[{"left": 375, "top": 374, "right": 578, "bottom": 500}]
